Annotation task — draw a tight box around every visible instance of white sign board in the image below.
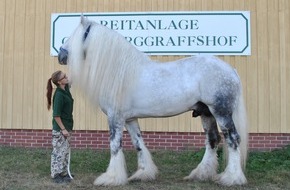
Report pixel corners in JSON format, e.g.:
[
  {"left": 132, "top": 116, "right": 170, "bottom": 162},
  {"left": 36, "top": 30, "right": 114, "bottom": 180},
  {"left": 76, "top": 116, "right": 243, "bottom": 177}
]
[{"left": 51, "top": 12, "right": 251, "bottom": 56}]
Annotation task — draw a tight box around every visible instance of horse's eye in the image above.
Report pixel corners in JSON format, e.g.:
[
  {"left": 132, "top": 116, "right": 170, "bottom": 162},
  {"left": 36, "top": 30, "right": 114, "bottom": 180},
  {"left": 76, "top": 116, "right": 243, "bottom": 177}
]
[{"left": 83, "top": 25, "right": 91, "bottom": 41}]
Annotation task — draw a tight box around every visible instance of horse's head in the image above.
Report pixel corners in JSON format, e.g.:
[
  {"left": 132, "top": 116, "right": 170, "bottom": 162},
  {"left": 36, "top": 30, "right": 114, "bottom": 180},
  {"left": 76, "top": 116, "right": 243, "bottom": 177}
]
[{"left": 58, "top": 15, "right": 92, "bottom": 65}]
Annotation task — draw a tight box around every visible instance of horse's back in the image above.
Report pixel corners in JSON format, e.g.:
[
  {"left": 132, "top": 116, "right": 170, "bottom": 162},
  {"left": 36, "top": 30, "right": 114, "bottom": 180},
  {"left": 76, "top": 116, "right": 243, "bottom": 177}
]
[{"left": 127, "top": 55, "right": 240, "bottom": 118}]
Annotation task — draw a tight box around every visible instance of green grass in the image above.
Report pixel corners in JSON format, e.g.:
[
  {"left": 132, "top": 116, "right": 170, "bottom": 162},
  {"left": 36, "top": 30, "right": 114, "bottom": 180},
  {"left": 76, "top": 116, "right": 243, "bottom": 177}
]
[{"left": 0, "top": 145, "right": 290, "bottom": 190}]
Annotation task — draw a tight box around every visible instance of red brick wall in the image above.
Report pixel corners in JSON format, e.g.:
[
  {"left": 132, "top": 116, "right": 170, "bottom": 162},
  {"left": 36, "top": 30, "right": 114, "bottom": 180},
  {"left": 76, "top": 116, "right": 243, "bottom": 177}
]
[{"left": 0, "top": 129, "right": 289, "bottom": 151}]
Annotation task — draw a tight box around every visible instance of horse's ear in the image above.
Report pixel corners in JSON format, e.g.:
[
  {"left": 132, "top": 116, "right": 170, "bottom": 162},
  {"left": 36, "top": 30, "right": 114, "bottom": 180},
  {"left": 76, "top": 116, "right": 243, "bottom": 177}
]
[{"left": 80, "top": 14, "right": 87, "bottom": 26}]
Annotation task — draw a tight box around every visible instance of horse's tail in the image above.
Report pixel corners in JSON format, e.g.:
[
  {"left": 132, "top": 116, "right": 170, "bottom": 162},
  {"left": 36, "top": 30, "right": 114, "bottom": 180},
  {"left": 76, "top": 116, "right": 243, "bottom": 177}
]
[{"left": 232, "top": 87, "right": 249, "bottom": 170}]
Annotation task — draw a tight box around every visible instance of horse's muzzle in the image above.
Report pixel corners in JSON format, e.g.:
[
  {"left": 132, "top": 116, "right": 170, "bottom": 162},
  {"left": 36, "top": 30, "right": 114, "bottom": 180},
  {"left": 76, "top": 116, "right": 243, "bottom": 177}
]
[{"left": 58, "top": 47, "right": 68, "bottom": 65}]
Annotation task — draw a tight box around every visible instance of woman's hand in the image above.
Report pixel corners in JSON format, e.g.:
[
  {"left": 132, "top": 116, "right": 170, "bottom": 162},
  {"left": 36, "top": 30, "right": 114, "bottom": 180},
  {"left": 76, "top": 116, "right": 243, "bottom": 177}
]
[
  {"left": 54, "top": 117, "right": 70, "bottom": 137},
  {"left": 62, "top": 129, "right": 70, "bottom": 137}
]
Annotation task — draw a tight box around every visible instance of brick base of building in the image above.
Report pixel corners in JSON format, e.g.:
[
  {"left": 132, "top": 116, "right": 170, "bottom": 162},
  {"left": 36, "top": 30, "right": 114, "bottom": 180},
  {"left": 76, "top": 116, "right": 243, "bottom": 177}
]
[{"left": 0, "top": 129, "right": 290, "bottom": 151}]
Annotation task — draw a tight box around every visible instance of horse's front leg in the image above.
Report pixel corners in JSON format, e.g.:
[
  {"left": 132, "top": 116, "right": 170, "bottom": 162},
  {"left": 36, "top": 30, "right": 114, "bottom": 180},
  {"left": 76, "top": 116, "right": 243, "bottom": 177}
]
[
  {"left": 184, "top": 113, "right": 220, "bottom": 181},
  {"left": 94, "top": 117, "right": 128, "bottom": 186},
  {"left": 125, "top": 119, "right": 158, "bottom": 181}
]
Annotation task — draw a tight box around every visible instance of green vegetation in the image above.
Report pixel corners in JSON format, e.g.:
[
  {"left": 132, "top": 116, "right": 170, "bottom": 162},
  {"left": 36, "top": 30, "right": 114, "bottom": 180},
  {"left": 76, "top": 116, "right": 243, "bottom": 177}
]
[{"left": 0, "top": 145, "right": 289, "bottom": 190}]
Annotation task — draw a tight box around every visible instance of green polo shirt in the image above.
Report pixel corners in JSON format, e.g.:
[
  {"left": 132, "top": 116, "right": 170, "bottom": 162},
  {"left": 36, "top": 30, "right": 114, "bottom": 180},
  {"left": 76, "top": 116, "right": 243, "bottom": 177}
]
[{"left": 52, "top": 84, "right": 74, "bottom": 131}]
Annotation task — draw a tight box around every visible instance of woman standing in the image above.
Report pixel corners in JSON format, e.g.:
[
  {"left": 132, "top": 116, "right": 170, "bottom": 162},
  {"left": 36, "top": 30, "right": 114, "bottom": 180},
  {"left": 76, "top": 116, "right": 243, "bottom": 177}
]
[{"left": 46, "top": 70, "right": 74, "bottom": 183}]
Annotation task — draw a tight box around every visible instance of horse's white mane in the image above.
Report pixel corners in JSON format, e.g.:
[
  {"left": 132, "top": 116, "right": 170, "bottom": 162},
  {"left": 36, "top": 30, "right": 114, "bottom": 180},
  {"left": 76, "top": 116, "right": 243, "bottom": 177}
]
[{"left": 67, "top": 17, "right": 150, "bottom": 110}]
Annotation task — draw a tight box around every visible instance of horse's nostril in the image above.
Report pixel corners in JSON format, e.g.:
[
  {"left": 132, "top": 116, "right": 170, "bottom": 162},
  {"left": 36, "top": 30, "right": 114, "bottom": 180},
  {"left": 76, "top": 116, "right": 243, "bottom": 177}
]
[{"left": 58, "top": 47, "right": 68, "bottom": 65}]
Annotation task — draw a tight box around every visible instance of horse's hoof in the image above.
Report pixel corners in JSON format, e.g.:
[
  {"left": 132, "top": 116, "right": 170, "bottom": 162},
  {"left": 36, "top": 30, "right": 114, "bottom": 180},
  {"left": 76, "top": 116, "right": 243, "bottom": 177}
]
[
  {"left": 128, "top": 168, "right": 158, "bottom": 182},
  {"left": 94, "top": 172, "right": 128, "bottom": 186},
  {"left": 214, "top": 172, "right": 247, "bottom": 186}
]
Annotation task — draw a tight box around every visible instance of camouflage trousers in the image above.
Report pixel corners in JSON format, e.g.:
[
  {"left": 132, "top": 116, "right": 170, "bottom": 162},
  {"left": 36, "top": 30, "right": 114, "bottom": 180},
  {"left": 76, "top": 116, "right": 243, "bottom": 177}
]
[{"left": 51, "top": 130, "right": 72, "bottom": 178}]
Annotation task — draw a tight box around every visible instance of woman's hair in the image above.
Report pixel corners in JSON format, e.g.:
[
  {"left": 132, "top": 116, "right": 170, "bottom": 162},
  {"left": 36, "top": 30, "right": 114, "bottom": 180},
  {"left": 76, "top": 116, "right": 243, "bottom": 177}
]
[{"left": 46, "top": 70, "right": 62, "bottom": 110}]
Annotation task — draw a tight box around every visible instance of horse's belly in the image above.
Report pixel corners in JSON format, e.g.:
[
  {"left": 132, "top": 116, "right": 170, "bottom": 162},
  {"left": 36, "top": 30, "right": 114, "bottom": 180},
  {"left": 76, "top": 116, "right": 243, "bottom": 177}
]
[
  {"left": 130, "top": 87, "right": 198, "bottom": 118},
  {"left": 127, "top": 59, "right": 211, "bottom": 118}
]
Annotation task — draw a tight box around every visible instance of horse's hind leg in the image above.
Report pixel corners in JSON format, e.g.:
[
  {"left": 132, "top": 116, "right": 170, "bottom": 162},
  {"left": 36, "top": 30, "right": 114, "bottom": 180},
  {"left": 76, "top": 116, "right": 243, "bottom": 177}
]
[
  {"left": 184, "top": 102, "right": 221, "bottom": 181},
  {"left": 214, "top": 114, "right": 247, "bottom": 186},
  {"left": 94, "top": 117, "right": 128, "bottom": 186},
  {"left": 125, "top": 119, "right": 158, "bottom": 182}
]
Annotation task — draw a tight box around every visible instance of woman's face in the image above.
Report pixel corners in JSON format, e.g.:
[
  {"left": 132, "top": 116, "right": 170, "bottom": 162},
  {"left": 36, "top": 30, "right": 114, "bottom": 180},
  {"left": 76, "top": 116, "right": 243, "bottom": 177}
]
[{"left": 58, "top": 72, "right": 69, "bottom": 85}]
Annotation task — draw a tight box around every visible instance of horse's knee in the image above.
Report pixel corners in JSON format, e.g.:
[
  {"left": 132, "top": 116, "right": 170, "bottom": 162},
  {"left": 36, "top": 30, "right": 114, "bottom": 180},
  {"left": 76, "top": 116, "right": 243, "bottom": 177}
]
[
  {"left": 109, "top": 123, "right": 124, "bottom": 155},
  {"left": 125, "top": 121, "right": 143, "bottom": 152},
  {"left": 132, "top": 135, "right": 142, "bottom": 152}
]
